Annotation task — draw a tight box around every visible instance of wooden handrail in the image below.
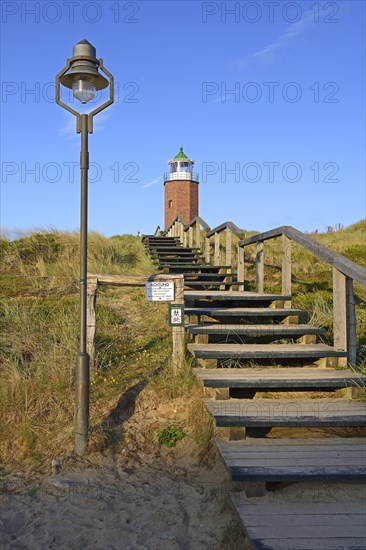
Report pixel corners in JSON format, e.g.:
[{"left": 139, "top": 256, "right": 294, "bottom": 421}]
[
  {"left": 237, "top": 225, "right": 365, "bottom": 367},
  {"left": 165, "top": 215, "right": 186, "bottom": 234},
  {"left": 183, "top": 216, "right": 211, "bottom": 231},
  {"left": 206, "top": 221, "right": 244, "bottom": 239},
  {"left": 238, "top": 226, "right": 366, "bottom": 285}
]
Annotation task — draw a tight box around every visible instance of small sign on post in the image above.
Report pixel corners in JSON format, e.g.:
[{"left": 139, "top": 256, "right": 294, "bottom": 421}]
[
  {"left": 146, "top": 281, "right": 175, "bottom": 301},
  {"left": 168, "top": 303, "right": 185, "bottom": 327}
]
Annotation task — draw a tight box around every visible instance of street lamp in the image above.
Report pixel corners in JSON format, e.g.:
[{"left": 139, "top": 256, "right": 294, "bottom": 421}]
[{"left": 56, "top": 39, "right": 114, "bottom": 455}]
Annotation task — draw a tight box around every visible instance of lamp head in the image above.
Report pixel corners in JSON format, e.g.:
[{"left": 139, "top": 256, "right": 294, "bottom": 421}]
[{"left": 60, "top": 39, "right": 108, "bottom": 103}]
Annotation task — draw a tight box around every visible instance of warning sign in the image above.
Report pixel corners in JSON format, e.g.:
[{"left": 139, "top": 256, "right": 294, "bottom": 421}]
[
  {"left": 145, "top": 281, "right": 175, "bottom": 301},
  {"left": 168, "top": 304, "right": 185, "bottom": 327}
]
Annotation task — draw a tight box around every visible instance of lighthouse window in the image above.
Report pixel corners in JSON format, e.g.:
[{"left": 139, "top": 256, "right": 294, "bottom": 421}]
[{"left": 169, "top": 200, "right": 173, "bottom": 208}]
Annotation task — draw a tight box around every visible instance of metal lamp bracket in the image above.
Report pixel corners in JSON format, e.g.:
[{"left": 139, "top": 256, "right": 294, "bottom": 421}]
[{"left": 55, "top": 58, "right": 114, "bottom": 134}]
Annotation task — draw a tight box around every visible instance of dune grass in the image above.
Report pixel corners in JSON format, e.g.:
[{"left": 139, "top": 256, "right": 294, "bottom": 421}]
[
  {"left": 0, "top": 231, "right": 172, "bottom": 466},
  {"left": 1, "top": 221, "right": 365, "bottom": 468}
]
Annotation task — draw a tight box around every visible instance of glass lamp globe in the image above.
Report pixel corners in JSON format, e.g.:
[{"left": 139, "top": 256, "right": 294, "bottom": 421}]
[{"left": 72, "top": 80, "right": 97, "bottom": 104}]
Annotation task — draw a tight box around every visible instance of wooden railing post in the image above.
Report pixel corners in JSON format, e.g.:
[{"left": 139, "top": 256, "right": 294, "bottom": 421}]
[
  {"left": 171, "top": 275, "right": 185, "bottom": 371},
  {"left": 86, "top": 279, "right": 98, "bottom": 369},
  {"left": 282, "top": 234, "right": 292, "bottom": 299},
  {"left": 188, "top": 226, "right": 193, "bottom": 248},
  {"left": 333, "top": 268, "right": 348, "bottom": 367},
  {"left": 195, "top": 221, "right": 201, "bottom": 250},
  {"left": 183, "top": 229, "right": 188, "bottom": 247},
  {"left": 225, "top": 228, "right": 232, "bottom": 272},
  {"left": 256, "top": 241, "right": 264, "bottom": 293},
  {"left": 237, "top": 245, "right": 244, "bottom": 291},
  {"left": 205, "top": 235, "right": 210, "bottom": 263},
  {"left": 346, "top": 277, "right": 357, "bottom": 368},
  {"left": 179, "top": 222, "right": 184, "bottom": 243},
  {"left": 214, "top": 232, "right": 220, "bottom": 265}
]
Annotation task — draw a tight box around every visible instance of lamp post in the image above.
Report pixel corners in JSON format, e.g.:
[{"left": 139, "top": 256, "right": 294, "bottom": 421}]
[{"left": 56, "top": 39, "right": 114, "bottom": 455}]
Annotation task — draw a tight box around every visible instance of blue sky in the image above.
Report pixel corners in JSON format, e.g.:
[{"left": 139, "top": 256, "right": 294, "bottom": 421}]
[{"left": 1, "top": 0, "right": 365, "bottom": 236}]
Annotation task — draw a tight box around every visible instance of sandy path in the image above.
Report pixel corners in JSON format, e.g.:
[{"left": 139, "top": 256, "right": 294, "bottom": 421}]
[{"left": 1, "top": 453, "right": 245, "bottom": 550}]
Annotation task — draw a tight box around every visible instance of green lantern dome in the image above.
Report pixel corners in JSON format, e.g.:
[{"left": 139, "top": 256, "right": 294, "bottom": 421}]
[{"left": 173, "top": 146, "right": 189, "bottom": 160}]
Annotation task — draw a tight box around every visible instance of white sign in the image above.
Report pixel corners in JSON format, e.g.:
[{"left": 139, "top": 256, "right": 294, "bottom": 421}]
[
  {"left": 170, "top": 307, "right": 183, "bottom": 325},
  {"left": 146, "top": 281, "right": 175, "bottom": 301}
]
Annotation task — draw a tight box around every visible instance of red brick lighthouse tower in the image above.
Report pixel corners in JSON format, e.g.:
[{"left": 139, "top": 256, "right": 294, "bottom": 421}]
[{"left": 164, "top": 147, "right": 199, "bottom": 230}]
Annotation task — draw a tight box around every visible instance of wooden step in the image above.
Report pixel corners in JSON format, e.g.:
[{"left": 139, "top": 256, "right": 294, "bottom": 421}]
[
  {"left": 230, "top": 498, "right": 366, "bottom": 550},
  {"left": 143, "top": 238, "right": 179, "bottom": 242},
  {"left": 185, "top": 291, "right": 292, "bottom": 301},
  {"left": 187, "top": 324, "right": 324, "bottom": 336},
  {"left": 183, "top": 273, "right": 237, "bottom": 279},
  {"left": 153, "top": 252, "right": 201, "bottom": 256},
  {"left": 148, "top": 248, "right": 200, "bottom": 252},
  {"left": 204, "top": 398, "right": 366, "bottom": 427},
  {"left": 188, "top": 343, "right": 347, "bottom": 360},
  {"left": 217, "top": 437, "right": 366, "bottom": 481},
  {"left": 160, "top": 265, "right": 231, "bottom": 270},
  {"left": 185, "top": 307, "right": 305, "bottom": 319},
  {"left": 155, "top": 260, "right": 202, "bottom": 264},
  {"left": 184, "top": 282, "right": 246, "bottom": 289},
  {"left": 194, "top": 367, "right": 364, "bottom": 389}
]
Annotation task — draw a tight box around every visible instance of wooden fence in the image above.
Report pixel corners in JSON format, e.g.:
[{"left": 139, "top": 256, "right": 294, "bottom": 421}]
[
  {"left": 86, "top": 273, "right": 185, "bottom": 371},
  {"left": 164, "top": 216, "right": 366, "bottom": 368},
  {"left": 238, "top": 226, "right": 366, "bottom": 368}
]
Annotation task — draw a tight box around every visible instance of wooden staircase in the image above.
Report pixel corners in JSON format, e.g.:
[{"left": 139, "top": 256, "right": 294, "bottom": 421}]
[
  {"left": 143, "top": 230, "right": 366, "bottom": 550},
  {"left": 143, "top": 235, "right": 243, "bottom": 289}
]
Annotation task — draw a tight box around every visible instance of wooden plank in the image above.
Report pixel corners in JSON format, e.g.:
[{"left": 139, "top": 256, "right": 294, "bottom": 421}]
[
  {"left": 214, "top": 232, "right": 220, "bottom": 265},
  {"left": 86, "top": 279, "right": 98, "bottom": 368},
  {"left": 205, "top": 236, "right": 210, "bottom": 263},
  {"left": 184, "top": 283, "right": 237, "bottom": 290},
  {"left": 187, "top": 324, "right": 324, "bottom": 335},
  {"left": 225, "top": 228, "right": 232, "bottom": 272},
  {"left": 195, "top": 220, "right": 201, "bottom": 250},
  {"left": 204, "top": 398, "right": 366, "bottom": 427},
  {"left": 179, "top": 221, "right": 184, "bottom": 243},
  {"left": 188, "top": 343, "right": 347, "bottom": 359},
  {"left": 193, "top": 367, "right": 365, "bottom": 388},
  {"left": 231, "top": 499, "right": 366, "bottom": 550},
  {"left": 282, "top": 234, "right": 292, "bottom": 297},
  {"left": 346, "top": 277, "right": 357, "bottom": 367},
  {"left": 217, "top": 438, "right": 366, "bottom": 481},
  {"left": 183, "top": 274, "right": 235, "bottom": 280},
  {"left": 238, "top": 227, "right": 285, "bottom": 247},
  {"left": 160, "top": 265, "right": 231, "bottom": 270},
  {"left": 256, "top": 241, "right": 264, "bottom": 293},
  {"left": 88, "top": 273, "right": 184, "bottom": 287},
  {"left": 333, "top": 268, "right": 347, "bottom": 352},
  {"left": 171, "top": 276, "right": 185, "bottom": 372},
  {"left": 184, "top": 215, "right": 210, "bottom": 231},
  {"left": 184, "top": 307, "right": 305, "bottom": 317},
  {"left": 237, "top": 245, "right": 244, "bottom": 291},
  {"left": 206, "top": 221, "right": 243, "bottom": 238},
  {"left": 188, "top": 226, "right": 193, "bottom": 248},
  {"left": 185, "top": 291, "right": 292, "bottom": 300}
]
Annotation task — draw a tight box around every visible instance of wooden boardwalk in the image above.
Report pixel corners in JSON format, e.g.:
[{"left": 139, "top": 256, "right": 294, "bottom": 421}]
[{"left": 143, "top": 231, "right": 366, "bottom": 550}]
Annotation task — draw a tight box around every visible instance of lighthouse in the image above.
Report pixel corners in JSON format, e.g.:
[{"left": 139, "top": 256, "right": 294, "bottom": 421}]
[{"left": 164, "top": 147, "right": 199, "bottom": 230}]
